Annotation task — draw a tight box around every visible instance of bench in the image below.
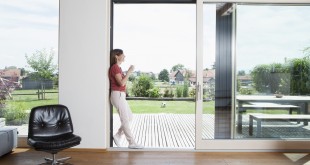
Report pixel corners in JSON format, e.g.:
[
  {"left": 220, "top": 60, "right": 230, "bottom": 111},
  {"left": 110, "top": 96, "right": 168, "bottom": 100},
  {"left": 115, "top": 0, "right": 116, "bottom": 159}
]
[
  {"left": 237, "top": 102, "right": 301, "bottom": 133},
  {"left": 249, "top": 114, "right": 310, "bottom": 137},
  {"left": 240, "top": 102, "right": 300, "bottom": 114}
]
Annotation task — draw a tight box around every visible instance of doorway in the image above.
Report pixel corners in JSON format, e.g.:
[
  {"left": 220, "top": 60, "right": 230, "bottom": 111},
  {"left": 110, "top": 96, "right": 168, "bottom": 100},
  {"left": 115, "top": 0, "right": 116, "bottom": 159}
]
[{"left": 110, "top": 1, "right": 196, "bottom": 149}]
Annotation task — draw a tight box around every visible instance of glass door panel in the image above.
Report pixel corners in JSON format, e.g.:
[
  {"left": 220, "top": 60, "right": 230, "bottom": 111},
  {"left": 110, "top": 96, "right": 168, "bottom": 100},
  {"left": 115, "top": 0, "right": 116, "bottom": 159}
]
[
  {"left": 196, "top": 1, "right": 310, "bottom": 150},
  {"left": 235, "top": 4, "right": 310, "bottom": 140},
  {"left": 202, "top": 3, "right": 216, "bottom": 140}
]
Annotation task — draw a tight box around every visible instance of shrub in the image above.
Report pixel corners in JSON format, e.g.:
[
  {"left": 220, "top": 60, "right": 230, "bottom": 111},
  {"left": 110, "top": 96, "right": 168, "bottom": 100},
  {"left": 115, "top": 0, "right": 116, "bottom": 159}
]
[
  {"left": 182, "top": 82, "right": 189, "bottom": 97},
  {"left": 289, "top": 58, "right": 310, "bottom": 95},
  {"left": 148, "top": 87, "right": 161, "bottom": 98},
  {"left": 251, "top": 58, "right": 310, "bottom": 95},
  {"left": 176, "top": 86, "right": 183, "bottom": 97},
  {"left": 189, "top": 88, "right": 196, "bottom": 98},
  {"left": 3, "top": 102, "right": 28, "bottom": 125},
  {"left": 131, "top": 74, "right": 154, "bottom": 97},
  {"left": 239, "top": 87, "right": 256, "bottom": 95},
  {"left": 163, "top": 88, "right": 174, "bottom": 97}
]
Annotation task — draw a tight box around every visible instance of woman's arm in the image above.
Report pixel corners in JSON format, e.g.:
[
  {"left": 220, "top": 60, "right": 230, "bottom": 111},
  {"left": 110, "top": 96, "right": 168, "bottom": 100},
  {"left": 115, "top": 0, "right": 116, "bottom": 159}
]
[{"left": 115, "top": 65, "right": 134, "bottom": 87}]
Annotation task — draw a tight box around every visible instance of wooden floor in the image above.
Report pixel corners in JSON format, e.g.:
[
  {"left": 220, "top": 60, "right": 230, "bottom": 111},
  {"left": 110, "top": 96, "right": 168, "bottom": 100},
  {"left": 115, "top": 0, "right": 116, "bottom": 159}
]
[{"left": 0, "top": 148, "right": 309, "bottom": 165}]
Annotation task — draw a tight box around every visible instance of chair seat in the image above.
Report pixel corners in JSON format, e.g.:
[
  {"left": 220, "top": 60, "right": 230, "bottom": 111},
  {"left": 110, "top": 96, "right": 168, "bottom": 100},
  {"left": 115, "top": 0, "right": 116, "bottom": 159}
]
[{"left": 28, "top": 134, "right": 81, "bottom": 153}]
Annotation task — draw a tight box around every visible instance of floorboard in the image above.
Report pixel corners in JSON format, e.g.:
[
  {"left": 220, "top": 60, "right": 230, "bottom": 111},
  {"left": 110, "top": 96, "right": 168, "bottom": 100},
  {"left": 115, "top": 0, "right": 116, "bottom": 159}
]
[{"left": 0, "top": 148, "right": 308, "bottom": 165}]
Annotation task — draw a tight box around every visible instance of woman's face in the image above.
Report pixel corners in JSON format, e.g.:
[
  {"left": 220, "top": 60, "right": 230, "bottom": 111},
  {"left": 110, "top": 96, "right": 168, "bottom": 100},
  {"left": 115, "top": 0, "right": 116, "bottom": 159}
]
[{"left": 116, "top": 54, "right": 125, "bottom": 63}]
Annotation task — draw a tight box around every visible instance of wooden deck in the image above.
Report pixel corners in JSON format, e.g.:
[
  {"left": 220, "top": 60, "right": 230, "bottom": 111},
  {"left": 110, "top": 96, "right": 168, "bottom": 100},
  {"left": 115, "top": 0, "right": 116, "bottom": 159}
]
[
  {"left": 113, "top": 114, "right": 310, "bottom": 148},
  {"left": 113, "top": 114, "right": 215, "bottom": 148}
]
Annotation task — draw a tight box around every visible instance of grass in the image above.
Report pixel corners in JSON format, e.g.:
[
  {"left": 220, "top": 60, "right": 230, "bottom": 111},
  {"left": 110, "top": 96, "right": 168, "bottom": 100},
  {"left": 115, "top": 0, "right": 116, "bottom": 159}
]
[
  {"left": 4, "top": 89, "right": 294, "bottom": 116},
  {"left": 0, "top": 89, "right": 58, "bottom": 125},
  {"left": 113, "top": 100, "right": 215, "bottom": 114},
  {"left": 128, "top": 100, "right": 196, "bottom": 114},
  {"left": 7, "top": 89, "right": 59, "bottom": 110}
]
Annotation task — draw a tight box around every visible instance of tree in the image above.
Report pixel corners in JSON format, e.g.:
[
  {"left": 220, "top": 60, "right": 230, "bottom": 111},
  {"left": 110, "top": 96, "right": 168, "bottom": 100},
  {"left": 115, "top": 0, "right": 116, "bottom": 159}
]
[
  {"left": 303, "top": 46, "right": 310, "bottom": 58},
  {"left": 25, "top": 48, "right": 57, "bottom": 81},
  {"left": 289, "top": 58, "right": 310, "bottom": 95},
  {"left": 128, "top": 74, "right": 135, "bottom": 82},
  {"left": 25, "top": 48, "right": 57, "bottom": 99},
  {"left": 5, "top": 66, "right": 17, "bottom": 69},
  {"left": 237, "top": 70, "right": 246, "bottom": 76},
  {"left": 171, "top": 64, "right": 184, "bottom": 72},
  {"left": 158, "top": 69, "right": 169, "bottom": 82},
  {"left": 251, "top": 63, "right": 289, "bottom": 94}
]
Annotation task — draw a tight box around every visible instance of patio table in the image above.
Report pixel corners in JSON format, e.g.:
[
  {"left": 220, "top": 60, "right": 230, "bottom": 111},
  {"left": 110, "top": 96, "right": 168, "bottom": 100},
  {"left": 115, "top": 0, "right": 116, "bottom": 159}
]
[{"left": 236, "top": 95, "right": 310, "bottom": 134}]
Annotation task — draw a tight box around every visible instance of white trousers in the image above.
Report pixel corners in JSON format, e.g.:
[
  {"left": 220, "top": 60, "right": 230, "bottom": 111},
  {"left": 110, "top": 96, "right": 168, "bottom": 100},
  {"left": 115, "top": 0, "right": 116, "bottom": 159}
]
[{"left": 110, "top": 91, "right": 135, "bottom": 144}]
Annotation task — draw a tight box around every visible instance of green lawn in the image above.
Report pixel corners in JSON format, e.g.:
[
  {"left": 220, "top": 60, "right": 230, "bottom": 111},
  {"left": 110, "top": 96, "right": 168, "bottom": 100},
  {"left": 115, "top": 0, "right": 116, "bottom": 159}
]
[
  {"left": 7, "top": 89, "right": 59, "bottom": 110},
  {"left": 113, "top": 100, "right": 215, "bottom": 114}
]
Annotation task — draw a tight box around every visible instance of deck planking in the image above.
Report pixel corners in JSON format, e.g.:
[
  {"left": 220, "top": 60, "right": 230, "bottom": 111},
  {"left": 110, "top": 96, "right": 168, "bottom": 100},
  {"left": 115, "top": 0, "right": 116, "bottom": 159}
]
[{"left": 113, "top": 114, "right": 210, "bottom": 148}]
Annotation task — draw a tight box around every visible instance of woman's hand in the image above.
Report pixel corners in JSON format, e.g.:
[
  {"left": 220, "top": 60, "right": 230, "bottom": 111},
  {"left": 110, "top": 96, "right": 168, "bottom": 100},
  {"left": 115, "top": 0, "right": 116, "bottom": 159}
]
[{"left": 128, "top": 65, "right": 135, "bottom": 74}]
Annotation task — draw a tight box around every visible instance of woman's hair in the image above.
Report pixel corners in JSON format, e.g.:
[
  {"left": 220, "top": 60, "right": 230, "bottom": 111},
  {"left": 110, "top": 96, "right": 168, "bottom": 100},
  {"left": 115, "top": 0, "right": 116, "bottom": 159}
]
[{"left": 110, "top": 49, "right": 123, "bottom": 66}]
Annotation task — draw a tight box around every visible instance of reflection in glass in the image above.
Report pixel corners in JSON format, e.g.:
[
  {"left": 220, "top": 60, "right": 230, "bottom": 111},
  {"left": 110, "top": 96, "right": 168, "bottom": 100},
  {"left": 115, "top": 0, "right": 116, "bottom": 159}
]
[{"left": 236, "top": 5, "right": 310, "bottom": 139}]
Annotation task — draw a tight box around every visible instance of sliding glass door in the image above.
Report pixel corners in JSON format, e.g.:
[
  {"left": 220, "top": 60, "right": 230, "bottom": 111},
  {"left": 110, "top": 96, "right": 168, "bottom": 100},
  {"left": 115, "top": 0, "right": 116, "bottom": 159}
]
[
  {"left": 235, "top": 4, "right": 310, "bottom": 140},
  {"left": 195, "top": 0, "right": 310, "bottom": 150}
]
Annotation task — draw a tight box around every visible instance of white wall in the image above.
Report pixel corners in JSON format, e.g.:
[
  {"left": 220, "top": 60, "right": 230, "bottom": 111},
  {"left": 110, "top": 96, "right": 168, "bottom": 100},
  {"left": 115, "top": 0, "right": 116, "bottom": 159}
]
[{"left": 59, "top": 0, "right": 110, "bottom": 149}]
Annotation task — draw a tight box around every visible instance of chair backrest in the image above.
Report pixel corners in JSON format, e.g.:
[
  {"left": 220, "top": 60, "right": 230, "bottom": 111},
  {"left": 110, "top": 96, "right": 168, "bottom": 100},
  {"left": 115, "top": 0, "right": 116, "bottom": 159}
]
[{"left": 28, "top": 104, "right": 74, "bottom": 140}]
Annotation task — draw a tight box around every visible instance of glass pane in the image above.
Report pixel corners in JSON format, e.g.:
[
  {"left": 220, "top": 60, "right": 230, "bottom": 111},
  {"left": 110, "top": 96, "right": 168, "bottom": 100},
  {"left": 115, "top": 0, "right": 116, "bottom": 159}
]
[
  {"left": 235, "top": 5, "right": 310, "bottom": 139},
  {"left": 202, "top": 3, "right": 217, "bottom": 140},
  {"left": 0, "top": 1, "right": 59, "bottom": 136}
]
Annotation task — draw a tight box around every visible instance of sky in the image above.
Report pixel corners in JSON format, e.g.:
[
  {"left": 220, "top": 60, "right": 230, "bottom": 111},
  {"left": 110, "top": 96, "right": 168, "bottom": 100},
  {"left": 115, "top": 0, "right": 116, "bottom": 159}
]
[
  {"left": 0, "top": 0, "right": 58, "bottom": 70},
  {"left": 0, "top": 2, "right": 309, "bottom": 74},
  {"left": 236, "top": 5, "right": 310, "bottom": 73},
  {"left": 114, "top": 4, "right": 310, "bottom": 74},
  {"left": 113, "top": 4, "right": 198, "bottom": 73}
]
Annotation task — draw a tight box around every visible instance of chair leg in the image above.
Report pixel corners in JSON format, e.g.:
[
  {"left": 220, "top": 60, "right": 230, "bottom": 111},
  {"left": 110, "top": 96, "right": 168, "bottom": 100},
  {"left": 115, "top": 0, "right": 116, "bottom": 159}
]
[
  {"left": 57, "top": 156, "right": 71, "bottom": 163},
  {"left": 43, "top": 153, "right": 71, "bottom": 165}
]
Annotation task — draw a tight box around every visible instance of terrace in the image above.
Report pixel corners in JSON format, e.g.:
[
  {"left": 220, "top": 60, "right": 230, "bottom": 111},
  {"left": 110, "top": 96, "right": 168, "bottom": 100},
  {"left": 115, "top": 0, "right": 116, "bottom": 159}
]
[{"left": 111, "top": 113, "right": 310, "bottom": 148}]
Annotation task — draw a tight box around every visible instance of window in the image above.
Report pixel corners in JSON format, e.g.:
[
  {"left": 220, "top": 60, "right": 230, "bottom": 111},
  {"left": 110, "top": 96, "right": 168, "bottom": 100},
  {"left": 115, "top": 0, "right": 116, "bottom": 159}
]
[
  {"left": 235, "top": 5, "right": 310, "bottom": 139},
  {"left": 112, "top": 3, "right": 196, "bottom": 148},
  {"left": 0, "top": 0, "right": 59, "bottom": 136}
]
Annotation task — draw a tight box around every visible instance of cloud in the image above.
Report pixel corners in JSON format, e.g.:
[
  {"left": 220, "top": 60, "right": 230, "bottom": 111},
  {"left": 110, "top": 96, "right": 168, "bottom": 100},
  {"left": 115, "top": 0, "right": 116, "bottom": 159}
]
[
  {"left": 236, "top": 5, "right": 310, "bottom": 73},
  {"left": 0, "top": 0, "right": 58, "bottom": 69}
]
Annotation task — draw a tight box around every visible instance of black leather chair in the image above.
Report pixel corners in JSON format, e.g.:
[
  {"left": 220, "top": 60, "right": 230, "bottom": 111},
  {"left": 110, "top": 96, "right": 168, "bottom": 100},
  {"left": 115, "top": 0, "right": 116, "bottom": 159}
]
[{"left": 28, "top": 104, "right": 82, "bottom": 165}]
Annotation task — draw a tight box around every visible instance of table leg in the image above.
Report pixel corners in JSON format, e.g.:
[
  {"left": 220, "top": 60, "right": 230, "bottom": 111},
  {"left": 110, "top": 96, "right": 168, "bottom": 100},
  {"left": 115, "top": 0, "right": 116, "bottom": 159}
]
[
  {"left": 249, "top": 115, "right": 253, "bottom": 136},
  {"left": 257, "top": 119, "right": 262, "bottom": 138},
  {"left": 237, "top": 112, "right": 242, "bottom": 134},
  {"left": 303, "top": 103, "right": 308, "bottom": 125},
  {"left": 237, "top": 101, "right": 245, "bottom": 134}
]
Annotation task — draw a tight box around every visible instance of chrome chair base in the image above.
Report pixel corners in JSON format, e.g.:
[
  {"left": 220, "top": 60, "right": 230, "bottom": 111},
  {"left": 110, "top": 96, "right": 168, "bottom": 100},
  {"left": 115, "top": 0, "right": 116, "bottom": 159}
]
[{"left": 43, "top": 154, "right": 71, "bottom": 165}]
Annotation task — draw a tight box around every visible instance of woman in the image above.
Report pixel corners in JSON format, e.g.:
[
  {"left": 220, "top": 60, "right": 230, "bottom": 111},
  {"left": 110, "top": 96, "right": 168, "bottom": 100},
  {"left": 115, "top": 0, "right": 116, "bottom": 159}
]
[{"left": 109, "top": 49, "right": 143, "bottom": 149}]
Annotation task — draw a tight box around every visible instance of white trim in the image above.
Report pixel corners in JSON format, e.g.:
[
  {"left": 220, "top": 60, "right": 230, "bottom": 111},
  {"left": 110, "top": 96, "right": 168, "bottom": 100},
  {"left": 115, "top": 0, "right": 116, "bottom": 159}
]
[
  {"left": 105, "top": 0, "right": 112, "bottom": 149},
  {"left": 231, "top": 3, "right": 237, "bottom": 138},
  {"left": 195, "top": 0, "right": 204, "bottom": 149}
]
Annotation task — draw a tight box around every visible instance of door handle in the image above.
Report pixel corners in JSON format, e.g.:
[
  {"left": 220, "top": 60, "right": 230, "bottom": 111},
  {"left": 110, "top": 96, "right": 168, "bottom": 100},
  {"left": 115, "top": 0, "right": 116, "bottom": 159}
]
[{"left": 196, "top": 83, "right": 201, "bottom": 101}]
